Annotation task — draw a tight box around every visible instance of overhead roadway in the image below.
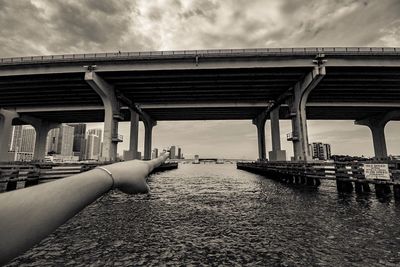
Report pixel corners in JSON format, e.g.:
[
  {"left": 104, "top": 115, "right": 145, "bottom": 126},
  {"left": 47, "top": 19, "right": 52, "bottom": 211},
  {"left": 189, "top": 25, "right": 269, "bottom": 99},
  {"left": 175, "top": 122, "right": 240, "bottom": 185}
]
[{"left": 0, "top": 47, "right": 400, "bottom": 124}]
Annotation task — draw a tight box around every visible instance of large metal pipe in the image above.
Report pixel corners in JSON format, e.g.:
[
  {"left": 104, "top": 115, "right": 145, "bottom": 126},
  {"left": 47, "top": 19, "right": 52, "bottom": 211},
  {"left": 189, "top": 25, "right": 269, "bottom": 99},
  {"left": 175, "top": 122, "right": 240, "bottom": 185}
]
[{"left": 0, "top": 154, "right": 168, "bottom": 265}]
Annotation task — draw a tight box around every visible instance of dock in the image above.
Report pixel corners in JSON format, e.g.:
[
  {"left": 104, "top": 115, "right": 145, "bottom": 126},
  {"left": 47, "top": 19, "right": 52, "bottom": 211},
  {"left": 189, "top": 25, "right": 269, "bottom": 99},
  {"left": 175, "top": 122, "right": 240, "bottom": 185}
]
[
  {"left": 0, "top": 161, "right": 178, "bottom": 193},
  {"left": 237, "top": 161, "right": 400, "bottom": 199}
]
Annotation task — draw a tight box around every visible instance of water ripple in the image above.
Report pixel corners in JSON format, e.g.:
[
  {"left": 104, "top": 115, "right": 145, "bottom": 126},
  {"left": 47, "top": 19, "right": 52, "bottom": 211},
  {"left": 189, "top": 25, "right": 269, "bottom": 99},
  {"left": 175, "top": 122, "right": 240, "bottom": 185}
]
[{"left": 7, "top": 164, "right": 400, "bottom": 266}]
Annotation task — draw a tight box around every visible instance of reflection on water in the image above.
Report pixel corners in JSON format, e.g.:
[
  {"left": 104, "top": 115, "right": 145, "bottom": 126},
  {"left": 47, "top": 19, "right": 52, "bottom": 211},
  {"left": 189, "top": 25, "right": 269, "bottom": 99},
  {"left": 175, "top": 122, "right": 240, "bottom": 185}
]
[{"left": 7, "top": 164, "right": 400, "bottom": 266}]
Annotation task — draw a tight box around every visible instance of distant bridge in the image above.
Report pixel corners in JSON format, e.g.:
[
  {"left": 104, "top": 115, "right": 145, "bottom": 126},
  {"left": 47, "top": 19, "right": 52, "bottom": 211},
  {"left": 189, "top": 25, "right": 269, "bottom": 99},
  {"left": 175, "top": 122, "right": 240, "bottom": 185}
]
[{"left": 1, "top": 47, "right": 400, "bottom": 163}]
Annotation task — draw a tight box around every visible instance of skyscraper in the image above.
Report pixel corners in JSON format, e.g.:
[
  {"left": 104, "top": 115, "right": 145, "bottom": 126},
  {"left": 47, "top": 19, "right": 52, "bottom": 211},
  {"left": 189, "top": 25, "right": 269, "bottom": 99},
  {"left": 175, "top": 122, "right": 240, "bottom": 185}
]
[
  {"left": 68, "top": 124, "right": 87, "bottom": 160},
  {"left": 9, "top": 125, "right": 23, "bottom": 152},
  {"left": 170, "top": 146, "right": 176, "bottom": 159},
  {"left": 85, "top": 128, "right": 102, "bottom": 160},
  {"left": 177, "top": 147, "right": 182, "bottom": 159},
  {"left": 85, "top": 134, "right": 100, "bottom": 160},
  {"left": 152, "top": 148, "right": 159, "bottom": 159},
  {"left": 20, "top": 127, "right": 36, "bottom": 153},
  {"left": 46, "top": 125, "right": 74, "bottom": 156}
]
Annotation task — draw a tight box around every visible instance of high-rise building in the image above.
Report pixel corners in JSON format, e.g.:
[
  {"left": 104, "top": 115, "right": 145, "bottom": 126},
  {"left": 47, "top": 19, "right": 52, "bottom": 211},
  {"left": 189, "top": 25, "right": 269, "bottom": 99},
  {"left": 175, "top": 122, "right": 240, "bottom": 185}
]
[
  {"left": 20, "top": 127, "right": 36, "bottom": 153},
  {"left": 9, "top": 125, "right": 23, "bottom": 152},
  {"left": 309, "top": 142, "right": 331, "bottom": 160},
  {"left": 68, "top": 123, "right": 87, "bottom": 160},
  {"left": 170, "top": 146, "right": 176, "bottom": 159},
  {"left": 152, "top": 148, "right": 159, "bottom": 159},
  {"left": 7, "top": 126, "right": 35, "bottom": 161},
  {"left": 85, "top": 128, "right": 102, "bottom": 160},
  {"left": 46, "top": 125, "right": 74, "bottom": 156},
  {"left": 85, "top": 134, "right": 101, "bottom": 160},
  {"left": 88, "top": 129, "right": 102, "bottom": 142},
  {"left": 177, "top": 147, "right": 182, "bottom": 159}
]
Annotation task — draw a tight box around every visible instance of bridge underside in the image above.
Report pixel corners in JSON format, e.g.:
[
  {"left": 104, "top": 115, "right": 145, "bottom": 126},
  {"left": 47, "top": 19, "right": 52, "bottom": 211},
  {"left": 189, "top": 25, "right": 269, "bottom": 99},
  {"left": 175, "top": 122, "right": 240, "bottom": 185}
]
[
  {"left": 11, "top": 105, "right": 400, "bottom": 124},
  {"left": 1, "top": 48, "right": 400, "bottom": 162},
  {"left": 1, "top": 65, "right": 399, "bottom": 123}
]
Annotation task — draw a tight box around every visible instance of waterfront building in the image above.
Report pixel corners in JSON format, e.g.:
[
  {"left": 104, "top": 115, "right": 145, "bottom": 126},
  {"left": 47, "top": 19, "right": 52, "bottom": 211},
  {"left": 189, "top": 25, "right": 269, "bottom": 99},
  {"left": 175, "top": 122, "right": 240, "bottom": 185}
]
[
  {"left": 46, "top": 125, "right": 74, "bottom": 156},
  {"left": 309, "top": 142, "right": 331, "bottom": 160},
  {"left": 84, "top": 129, "right": 102, "bottom": 160},
  {"left": 193, "top": 154, "right": 200, "bottom": 164},
  {"left": 68, "top": 123, "right": 87, "bottom": 160},
  {"left": 152, "top": 148, "right": 159, "bottom": 159},
  {"left": 9, "top": 125, "right": 23, "bottom": 152},
  {"left": 20, "top": 127, "right": 36, "bottom": 153},
  {"left": 170, "top": 146, "right": 176, "bottom": 159},
  {"left": 7, "top": 126, "right": 35, "bottom": 161},
  {"left": 85, "top": 133, "right": 101, "bottom": 160}
]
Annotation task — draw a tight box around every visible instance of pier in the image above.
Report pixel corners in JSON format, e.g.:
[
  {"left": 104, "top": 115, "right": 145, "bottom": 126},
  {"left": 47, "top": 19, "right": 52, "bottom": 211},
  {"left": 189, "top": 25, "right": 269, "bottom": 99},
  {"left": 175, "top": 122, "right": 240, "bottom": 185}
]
[
  {"left": 0, "top": 162, "right": 178, "bottom": 193},
  {"left": 237, "top": 160, "right": 400, "bottom": 199}
]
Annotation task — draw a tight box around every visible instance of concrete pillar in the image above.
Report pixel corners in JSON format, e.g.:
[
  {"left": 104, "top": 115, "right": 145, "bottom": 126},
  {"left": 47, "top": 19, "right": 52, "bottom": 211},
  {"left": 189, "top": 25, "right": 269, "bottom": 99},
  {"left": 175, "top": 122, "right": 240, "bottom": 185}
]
[
  {"left": 19, "top": 115, "right": 59, "bottom": 161},
  {"left": 355, "top": 118, "right": 388, "bottom": 160},
  {"left": 287, "top": 65, "right": 325, "bottom": 161},
  {"left": 143, "top": 120, "right": 155, "bottom": 160},
  {"left": 32, "top": 122, "right": 59, "bottom": 161},
  {"left": 0, "top": 109, "right": 18, "bottom": 162},
  {"left": 355, "top": 110, "right": 400, "bottom": 160},
  {"left": 85, "top": 71, "right": 122, "bottom": 162},
  {"left": 370, "top": 126, "right": 387, "bottom": 159},
  {"left": 252, "top": 115, "right": 266, "bottom": 161},
  {"left": 268, "top": 107, "right": 286, "bottom": 161},
  {"left": 126, "top": 109, "right": 139, "bottom": 160}
]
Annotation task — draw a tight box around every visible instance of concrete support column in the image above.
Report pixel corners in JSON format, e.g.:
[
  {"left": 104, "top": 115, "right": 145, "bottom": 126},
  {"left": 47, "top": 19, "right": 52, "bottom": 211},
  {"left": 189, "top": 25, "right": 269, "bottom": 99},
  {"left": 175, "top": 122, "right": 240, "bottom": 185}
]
[
  {"left": 126, "top": 109, "right": 139, "bottom": 160},
  {"left": 0, "top": 109, "right": 19, "bottom": 162},
  {"left": 143, "top": 120, "right": 156, "bottom": 160},
  {"left": 253, "top": 115, "right": 267, "bottom": 161},
  {"left": 355, "top": 117, "right": 389, "bottom": 160},
  {"left": 370, "top": 126, "right": 387, "bottom": 159},
  {"left": 85, "top": 71, "right": 122, "bottom": 162},
  {"left": 32, "top": 122, "right": 59, "bottom": 161},
  {"left": 20, "top": 115, "right": 61, "bottom": 161},
  {"left": 287, "top": 65, "right": 326, "bottom": 161},
  {"left": 268, "top": 107, "right": 286, "bottom": 161},
  {"left": 18, "top": 114, "right": 59, "bottom": 161}
]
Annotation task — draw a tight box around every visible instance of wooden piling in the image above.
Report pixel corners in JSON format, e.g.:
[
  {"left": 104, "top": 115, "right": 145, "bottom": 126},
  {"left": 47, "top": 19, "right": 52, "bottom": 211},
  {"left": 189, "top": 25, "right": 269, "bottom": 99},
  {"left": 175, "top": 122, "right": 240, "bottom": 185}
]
[
  {"left": 393, "top": 185, "right": 400, "bottom": 200},
  {"left": 5, "top": 170, "right": 19, "bottom": 192},
  {"left": 25, "top": 170, "right": 40, "bottom": 187}
]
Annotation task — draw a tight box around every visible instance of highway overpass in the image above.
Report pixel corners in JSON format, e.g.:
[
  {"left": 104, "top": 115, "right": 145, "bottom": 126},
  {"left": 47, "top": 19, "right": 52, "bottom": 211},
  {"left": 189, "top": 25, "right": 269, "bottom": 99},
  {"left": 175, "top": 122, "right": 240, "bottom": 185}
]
[{"left": 0, "top": 47, "right": 399, "bottom": 162}]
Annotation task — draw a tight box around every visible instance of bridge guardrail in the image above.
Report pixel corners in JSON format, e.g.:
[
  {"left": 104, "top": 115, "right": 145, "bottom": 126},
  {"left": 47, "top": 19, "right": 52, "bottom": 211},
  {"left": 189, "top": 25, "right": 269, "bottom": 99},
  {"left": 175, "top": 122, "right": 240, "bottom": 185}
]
[{"left": 1, "top": 47, "right": 399, "bottom": 65}]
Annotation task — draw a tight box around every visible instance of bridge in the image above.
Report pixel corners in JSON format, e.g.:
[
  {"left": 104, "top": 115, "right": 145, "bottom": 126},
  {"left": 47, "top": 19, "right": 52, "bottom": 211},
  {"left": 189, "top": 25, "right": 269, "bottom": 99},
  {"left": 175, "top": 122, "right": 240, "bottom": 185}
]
[{"left": 1, "top": 47, "right": 400, "bottom": 163}]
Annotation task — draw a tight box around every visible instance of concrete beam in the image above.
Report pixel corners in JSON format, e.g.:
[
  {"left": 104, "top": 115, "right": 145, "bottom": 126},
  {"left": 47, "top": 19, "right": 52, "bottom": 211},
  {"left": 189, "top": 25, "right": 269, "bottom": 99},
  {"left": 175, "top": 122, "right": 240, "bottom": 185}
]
[
  {"left": 14, "top": 102, "right": 400, "bottom": 114},
  {"left": 85, "top": 71, "right": 122, "bottom": 162},
  {"left": 307, "top": 102, "right": 400, "bottom": 108}
]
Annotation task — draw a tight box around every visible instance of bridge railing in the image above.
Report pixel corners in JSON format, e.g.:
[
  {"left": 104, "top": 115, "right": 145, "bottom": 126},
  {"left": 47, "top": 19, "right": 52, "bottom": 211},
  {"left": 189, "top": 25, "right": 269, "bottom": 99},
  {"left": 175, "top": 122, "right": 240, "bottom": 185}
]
[
  {"left": 0, "top": 154, "right": 168, "bottom": 265},
  {"left": 1, "top": 47, "right": 399, "bottom": 65}
]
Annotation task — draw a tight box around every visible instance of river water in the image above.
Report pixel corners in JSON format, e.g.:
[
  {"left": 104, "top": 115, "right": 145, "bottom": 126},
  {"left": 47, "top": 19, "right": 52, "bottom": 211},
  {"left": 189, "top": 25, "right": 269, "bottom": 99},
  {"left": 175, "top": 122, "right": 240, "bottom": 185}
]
[{"left": 6, "top": 163, "right": 400, "bottom": 266}]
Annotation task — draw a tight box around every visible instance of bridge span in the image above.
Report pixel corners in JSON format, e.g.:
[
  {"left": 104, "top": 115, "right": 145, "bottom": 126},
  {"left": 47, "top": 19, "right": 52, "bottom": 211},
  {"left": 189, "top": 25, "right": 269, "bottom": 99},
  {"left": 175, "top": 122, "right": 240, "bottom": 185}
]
[{"left": 1, "top": 47, "right": 400, "bottom": 162}]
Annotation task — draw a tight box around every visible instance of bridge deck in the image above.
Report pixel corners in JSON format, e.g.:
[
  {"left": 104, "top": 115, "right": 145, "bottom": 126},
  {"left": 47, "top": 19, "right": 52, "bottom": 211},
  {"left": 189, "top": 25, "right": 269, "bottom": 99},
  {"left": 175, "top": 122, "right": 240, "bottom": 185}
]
[{"left": 0, "top": 47, "right": 399, "bottom": 123}]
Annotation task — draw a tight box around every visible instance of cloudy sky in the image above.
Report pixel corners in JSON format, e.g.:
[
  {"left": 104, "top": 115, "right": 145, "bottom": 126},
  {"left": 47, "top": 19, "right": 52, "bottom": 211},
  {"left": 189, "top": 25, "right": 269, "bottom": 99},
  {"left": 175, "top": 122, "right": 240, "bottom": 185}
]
[{"left": 1, "top": 0, "right": 400, "bottom": 159}]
